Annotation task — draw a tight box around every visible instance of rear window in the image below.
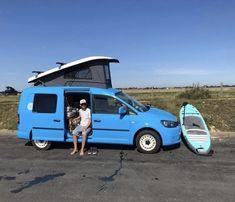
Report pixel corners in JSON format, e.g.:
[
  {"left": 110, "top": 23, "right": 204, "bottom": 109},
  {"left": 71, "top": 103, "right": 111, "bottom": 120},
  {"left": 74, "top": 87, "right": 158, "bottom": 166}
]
[{"left": 33, "top": 94, "right": 57, "bottom": 113}]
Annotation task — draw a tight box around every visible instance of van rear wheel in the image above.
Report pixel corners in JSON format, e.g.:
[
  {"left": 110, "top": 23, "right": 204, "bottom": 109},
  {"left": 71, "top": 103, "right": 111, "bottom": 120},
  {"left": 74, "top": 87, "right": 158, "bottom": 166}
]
[
  {"left": 32, "top": 140, "right": 51, "bottom": 151},
  {"left": 136, "top": 130, "right": 161, "bottom": 154}
]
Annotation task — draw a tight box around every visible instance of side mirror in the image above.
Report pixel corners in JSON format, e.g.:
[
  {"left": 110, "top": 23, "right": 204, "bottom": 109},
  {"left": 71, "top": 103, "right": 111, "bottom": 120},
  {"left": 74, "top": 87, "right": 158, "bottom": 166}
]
[
  {"left": 145, "top": 104, "right": 151, "bottom": 109},
  {"left": 118, "top": 106, "right": 127, "bottom": 115}
]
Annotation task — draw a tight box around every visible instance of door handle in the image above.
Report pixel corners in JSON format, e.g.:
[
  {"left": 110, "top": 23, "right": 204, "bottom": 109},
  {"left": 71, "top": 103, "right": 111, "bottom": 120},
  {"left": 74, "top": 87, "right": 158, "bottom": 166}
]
[
  {"left": 53, "top": 119, "right": 61, "bottom": 122},
  {"left": 94, "top": 119, "right": 101, "bottom": 122}
]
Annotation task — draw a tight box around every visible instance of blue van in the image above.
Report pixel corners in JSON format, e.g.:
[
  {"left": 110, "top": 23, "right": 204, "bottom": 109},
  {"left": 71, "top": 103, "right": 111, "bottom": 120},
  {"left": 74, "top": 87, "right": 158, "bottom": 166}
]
[{"left": 17, "top": 87, "right": 181, "bottom": 153}]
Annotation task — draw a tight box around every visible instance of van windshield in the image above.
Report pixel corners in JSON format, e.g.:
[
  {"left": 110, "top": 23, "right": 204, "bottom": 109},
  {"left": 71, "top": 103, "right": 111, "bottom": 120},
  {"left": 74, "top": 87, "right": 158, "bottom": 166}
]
[{"left": 116, "top": 92, "right": 148, "bottom": 112}]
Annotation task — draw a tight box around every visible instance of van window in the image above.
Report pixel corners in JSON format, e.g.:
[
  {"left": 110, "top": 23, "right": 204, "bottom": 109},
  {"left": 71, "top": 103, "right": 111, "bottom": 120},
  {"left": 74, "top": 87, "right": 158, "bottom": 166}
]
[
  {"left": 93, "top": 95, "right": 121, "bottom": 114},
  {"left": 104, "top": 65, "right": 110, "bottom": 80},
  {"left": 64, "top": 67, "right": 92, "bottom": 80},
  {"left": 33, "top": 94, "right": 57, "bottom": 113}
]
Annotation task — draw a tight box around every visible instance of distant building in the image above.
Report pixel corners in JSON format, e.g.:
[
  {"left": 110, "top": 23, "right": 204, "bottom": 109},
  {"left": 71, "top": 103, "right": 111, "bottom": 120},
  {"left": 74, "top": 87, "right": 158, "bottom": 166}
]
[{"left": 28, "top": 56, "right": 119, "bottom": 88}]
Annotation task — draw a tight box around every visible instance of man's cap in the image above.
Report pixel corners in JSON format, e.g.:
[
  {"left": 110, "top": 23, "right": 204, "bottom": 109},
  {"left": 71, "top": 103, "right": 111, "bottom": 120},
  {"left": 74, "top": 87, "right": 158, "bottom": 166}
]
[{"left": 80, "top": 99, "right": 87, "bottom": 105}]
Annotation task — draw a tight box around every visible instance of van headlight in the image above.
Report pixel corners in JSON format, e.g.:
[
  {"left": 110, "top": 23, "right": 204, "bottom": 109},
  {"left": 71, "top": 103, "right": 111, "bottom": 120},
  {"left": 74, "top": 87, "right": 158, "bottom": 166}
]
[{"left": 161, "top": 120, "right": 179, "bottom": 128}]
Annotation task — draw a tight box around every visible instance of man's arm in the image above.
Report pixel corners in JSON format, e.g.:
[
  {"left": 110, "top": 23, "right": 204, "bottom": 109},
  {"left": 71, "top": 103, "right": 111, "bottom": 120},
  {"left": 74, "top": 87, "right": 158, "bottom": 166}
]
[{"left": 74, "top": 115, "right": 81, "bottom": 121}]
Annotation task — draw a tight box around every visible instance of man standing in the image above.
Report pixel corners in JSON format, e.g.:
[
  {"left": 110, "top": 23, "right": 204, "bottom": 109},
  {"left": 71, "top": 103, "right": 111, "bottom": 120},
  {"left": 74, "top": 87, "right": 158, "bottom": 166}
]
[{"left": 70, "top": 99, "right": 91, "bottom": 156}]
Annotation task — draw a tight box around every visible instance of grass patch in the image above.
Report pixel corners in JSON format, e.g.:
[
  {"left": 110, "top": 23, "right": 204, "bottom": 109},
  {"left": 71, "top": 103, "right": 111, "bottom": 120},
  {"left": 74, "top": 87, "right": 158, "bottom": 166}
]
[
  {"left": 177, "top": 86, "right": 211, "bottom": 99},
  {"left": 125, "top": 87, "right": 235, "bottom": 132},
  {"left": 0, "top": 87, "right": 234, "bottom": 131},
  {"left": 0, "top": 103, "right": 18, "bottom": 130}
]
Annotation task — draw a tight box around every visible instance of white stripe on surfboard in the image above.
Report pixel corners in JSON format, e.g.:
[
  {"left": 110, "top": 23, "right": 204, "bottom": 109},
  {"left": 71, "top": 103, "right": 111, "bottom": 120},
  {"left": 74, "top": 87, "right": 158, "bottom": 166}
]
[
  {"left": 188, "top": 138, "right": 208, "bottom": 141},
  {"left": 187, "top": 135, "right": 208, "bottom": 140},
  {"left": 188, "top": 136, "right": 208, "bottom": 139},
  {"left": 189, "top": 138, "right": 208, "bottom": 140},
  {"left": 189, "top": 140, "right": 207, "bottom": 143},
  {"left": 186, "top": 129, "right": 207, "bottom": 132},
  {"left": 188, "top": 137, "right": 208, "bottom": 139},
  {"left": 188, "top": 135, "right": 208, "bottom": 137}
]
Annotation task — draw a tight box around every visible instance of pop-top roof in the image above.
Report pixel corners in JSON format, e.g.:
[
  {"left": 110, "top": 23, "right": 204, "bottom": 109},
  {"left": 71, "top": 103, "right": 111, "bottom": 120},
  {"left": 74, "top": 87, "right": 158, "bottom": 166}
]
[{"left": 28, "top": 56, "right": 119, "bottom": 83}]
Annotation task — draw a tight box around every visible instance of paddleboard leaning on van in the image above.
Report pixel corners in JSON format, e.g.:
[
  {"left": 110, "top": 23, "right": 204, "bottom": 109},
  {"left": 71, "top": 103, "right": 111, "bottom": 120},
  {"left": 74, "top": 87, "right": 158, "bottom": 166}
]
[
  {"left": 179, "top": 102, "right": 213, "bottom": 155},
  {"left": 16, "top": 56, "right": 181, "bottom": 154}
]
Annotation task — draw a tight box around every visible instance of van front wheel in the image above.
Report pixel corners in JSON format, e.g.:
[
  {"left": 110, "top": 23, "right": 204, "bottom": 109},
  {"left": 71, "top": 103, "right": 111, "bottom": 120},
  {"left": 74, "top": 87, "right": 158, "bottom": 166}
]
[
  {"left": 32, "top": 140, "right": 51, "bottom": 151},
  {"left": 136, "top": 130, "right": 161, "bottom": 154}
]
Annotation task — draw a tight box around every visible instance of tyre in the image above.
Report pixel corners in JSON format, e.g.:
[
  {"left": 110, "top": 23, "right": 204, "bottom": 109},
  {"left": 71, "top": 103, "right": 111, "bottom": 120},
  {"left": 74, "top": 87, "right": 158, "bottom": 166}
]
[
  {"left": 135, "top": 130, "right": 161, "bottom": 154},
  {"left": 32, "top": 140, "right": 51, "bottom": 151}
]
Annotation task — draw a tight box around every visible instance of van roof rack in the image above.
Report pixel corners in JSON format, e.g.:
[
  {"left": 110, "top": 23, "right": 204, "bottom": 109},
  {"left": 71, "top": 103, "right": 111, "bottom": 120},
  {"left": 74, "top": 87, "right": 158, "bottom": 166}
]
[
  {"left": 32, "top": 71, "right": 44, "bottom": 75},
  {"left": 56, "top": 62, "right": 67, "bottom": 69}
]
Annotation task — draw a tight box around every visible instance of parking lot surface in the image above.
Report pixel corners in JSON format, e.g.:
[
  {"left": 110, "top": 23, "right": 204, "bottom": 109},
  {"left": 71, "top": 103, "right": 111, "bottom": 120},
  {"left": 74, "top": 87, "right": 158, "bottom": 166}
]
[{"left": 0, "top": 132, "right": 234, "bottom": 202}]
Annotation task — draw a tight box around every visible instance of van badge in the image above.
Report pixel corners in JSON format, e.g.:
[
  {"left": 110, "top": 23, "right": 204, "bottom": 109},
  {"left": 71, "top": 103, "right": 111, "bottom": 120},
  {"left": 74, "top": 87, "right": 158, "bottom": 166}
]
[{"left": 27, "top": 103, "right": 33, "bottom": 111}]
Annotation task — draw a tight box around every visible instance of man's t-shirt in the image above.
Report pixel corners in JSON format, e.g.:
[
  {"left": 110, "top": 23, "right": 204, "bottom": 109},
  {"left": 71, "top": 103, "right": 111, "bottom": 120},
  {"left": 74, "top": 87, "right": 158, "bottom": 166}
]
[{"left": 79, "top": 108, "right": 91, "bottom": 127}]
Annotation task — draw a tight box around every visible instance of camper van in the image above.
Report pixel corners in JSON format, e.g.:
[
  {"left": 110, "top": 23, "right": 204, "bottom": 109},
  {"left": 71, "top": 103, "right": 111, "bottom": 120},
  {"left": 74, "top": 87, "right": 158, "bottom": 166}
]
[{"left": 17, "top": 86, "right": 181, "bottom": 153}]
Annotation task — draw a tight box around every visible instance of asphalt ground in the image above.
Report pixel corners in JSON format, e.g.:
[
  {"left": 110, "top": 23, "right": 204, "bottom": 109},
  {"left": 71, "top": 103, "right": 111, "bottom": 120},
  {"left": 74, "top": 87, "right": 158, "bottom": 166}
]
[{"left": 0, "top": 131, "right": 234, "bottom": 202}]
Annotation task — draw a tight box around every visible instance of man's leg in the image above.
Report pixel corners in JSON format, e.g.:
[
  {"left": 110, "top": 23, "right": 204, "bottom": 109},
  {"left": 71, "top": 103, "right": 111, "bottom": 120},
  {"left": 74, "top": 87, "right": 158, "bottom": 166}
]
[
  {"left": 71, "top": 125, "right": 82, "bottom": 155},
  {"left": 71, "top": 135, "right": 78, "bottom": 155},
  {"left": 80, "top": 134, "right": 87, "bottom": 155},
  {"left": 80, "top": 128, "right": 88, "bottom": 155}
]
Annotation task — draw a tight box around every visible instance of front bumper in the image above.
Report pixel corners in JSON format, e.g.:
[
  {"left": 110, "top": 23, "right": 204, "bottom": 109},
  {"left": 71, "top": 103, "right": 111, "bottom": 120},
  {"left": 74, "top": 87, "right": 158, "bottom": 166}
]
[{"left": 161, "top": 126, "right": 181, "bottom": 146}]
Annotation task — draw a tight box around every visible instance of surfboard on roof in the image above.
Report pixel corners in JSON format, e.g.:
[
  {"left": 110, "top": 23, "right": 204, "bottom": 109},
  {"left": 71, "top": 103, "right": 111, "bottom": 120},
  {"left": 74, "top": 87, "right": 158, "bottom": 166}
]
[{"left": 28, "top": 56, "right": 119, "bottom": 88}]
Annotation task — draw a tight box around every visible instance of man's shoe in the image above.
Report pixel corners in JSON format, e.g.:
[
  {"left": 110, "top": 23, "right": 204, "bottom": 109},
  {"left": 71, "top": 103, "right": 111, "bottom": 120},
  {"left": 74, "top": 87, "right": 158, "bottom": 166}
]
[
  {"left": 88, "top": 147, "right": 92, "bottom": 155},
  {"left": 92, "top": 147, "right": 97, "bottom": 155}
]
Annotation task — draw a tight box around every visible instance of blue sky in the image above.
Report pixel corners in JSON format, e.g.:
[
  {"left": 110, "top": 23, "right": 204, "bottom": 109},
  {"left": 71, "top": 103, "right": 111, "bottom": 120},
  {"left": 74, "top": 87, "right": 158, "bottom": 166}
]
[{"left": 0, "top": 0, "right": 235, "bottom": 90}]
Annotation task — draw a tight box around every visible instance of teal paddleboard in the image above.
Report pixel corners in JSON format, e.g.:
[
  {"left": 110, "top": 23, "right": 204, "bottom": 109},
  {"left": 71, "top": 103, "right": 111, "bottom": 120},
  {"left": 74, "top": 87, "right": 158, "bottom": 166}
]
[{"left": 179, "top": 103, "right": 212, "bottom": 155}]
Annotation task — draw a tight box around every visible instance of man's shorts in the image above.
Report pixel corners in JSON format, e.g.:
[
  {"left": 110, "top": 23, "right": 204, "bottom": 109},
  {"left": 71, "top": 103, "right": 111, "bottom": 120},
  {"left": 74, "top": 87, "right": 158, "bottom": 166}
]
[{"left": 72, "top": 125, "right": 91, "bottom": 136}]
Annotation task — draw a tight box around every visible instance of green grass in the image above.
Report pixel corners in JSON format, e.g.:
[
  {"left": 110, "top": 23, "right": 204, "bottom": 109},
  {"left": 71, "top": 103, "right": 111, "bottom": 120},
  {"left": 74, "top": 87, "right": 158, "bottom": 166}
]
[
  {"left": 177, "top": 86, "right": 212, "bottom": 99},
  {"left": 125, "top": 87, "right": 235, "bottom": 132},
  {"left": 0, "top": 96, "right": 18, "bottom": 130},
  {"left": 0, "top": 87, "right": 234, "bottom": 131}
]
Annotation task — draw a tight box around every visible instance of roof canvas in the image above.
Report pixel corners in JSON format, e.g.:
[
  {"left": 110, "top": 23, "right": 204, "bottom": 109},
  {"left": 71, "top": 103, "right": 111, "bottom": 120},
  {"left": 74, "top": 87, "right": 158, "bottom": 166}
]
[{"left": 28, "top": 56, "right": 119, "bottom": 83}]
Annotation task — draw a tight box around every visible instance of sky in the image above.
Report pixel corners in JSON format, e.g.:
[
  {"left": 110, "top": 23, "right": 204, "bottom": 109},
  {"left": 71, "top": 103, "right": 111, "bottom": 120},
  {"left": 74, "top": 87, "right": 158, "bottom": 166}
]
[{"left": 0, "top": 0, "right": 235, "bottom": 90}]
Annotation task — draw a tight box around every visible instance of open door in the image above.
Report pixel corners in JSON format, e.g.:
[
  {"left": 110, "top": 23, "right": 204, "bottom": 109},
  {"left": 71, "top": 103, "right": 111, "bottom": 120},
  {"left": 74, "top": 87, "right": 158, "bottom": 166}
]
[{"left": 64, "top": 89, "right": 91, "bottom": 141}]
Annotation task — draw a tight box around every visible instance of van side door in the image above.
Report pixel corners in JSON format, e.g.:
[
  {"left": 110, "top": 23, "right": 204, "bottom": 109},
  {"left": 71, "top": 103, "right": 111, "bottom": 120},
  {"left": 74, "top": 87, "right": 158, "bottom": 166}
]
[
  {"left": 91, "top": 94, "right": 131, "bottom": 144},
  {"left": 31, "top": 90, "right": 65, "bottom": 141}
]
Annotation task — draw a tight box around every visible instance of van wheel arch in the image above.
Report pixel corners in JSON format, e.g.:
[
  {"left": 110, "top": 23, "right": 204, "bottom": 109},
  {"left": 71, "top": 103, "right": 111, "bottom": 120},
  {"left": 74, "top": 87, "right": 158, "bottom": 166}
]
[
  {"left": 30, "top": 130, "right": 51, "bottom": 151},
  {"left": 134, "top": 128, "right": 162, "bottom": 153},
  {"left": 32, "top": 140, "right": 52, "bottom": 151},
  {"left": 133, "top": 128, "right": 162, "bottom": 145}
]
